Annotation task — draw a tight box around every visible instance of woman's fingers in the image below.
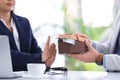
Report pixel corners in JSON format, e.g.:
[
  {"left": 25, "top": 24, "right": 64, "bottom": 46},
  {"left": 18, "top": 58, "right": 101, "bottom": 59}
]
[
  {"left": 42, "top": 36, "right": 51, "bottom": 62},
  {"left": 45, "top": 36, "right": 50, "bottom": 49},
  {"left": 45, "top": 43, "right": 56, "bottom": 67}
]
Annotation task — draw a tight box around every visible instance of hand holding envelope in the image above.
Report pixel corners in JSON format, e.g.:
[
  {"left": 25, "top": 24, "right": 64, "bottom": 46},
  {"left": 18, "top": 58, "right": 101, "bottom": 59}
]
[
  {"left": 58, "top": 34, "right": 88, "bottom": 54},
  {"left": 61, "top": 33, "right": 100, "bottom": 63}
]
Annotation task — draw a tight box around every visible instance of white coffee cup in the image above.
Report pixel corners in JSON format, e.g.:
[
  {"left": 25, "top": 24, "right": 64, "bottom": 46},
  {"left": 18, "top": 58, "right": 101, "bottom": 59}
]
[{"left": 27, "top": 63, "right": 46, "bottom": 76}]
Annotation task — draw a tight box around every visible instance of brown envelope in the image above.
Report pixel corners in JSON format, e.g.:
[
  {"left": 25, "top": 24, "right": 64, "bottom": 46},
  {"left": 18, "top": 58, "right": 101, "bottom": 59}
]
[{"left": 58, "top": 34, "right": 88, "bottom": 54}]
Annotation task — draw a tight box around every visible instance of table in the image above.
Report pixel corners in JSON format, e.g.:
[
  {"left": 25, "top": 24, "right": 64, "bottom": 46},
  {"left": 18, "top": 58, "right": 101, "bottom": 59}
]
[
  {"left": 22, "top": 71, "right": 120, "bottom": 80},
  {"left": 1, "top": 71, "right": 120, "bottom": 80},
  {"left": 67, "top": 71, "right": 120, "bottom": 80}
]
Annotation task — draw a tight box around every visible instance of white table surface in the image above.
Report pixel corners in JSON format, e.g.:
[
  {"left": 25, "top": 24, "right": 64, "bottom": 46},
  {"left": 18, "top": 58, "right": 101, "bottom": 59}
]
[
  {"left": 67, "top": 71, "right": 120, "bottom": 80},
  {"left": 1, "top": 71, "right": 120, "bottom": 80}
]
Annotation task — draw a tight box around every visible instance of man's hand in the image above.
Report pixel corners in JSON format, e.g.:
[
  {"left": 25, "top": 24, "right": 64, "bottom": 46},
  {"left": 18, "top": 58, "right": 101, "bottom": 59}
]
[
  {"left": 73, "top": 32, "right": 89, "bottom": 39},
  {"left": 68, "top": 36, "right": 99, "bottom": 63},
  {"left": 42, "top": 36, "right": 56, "bottom": 67}
]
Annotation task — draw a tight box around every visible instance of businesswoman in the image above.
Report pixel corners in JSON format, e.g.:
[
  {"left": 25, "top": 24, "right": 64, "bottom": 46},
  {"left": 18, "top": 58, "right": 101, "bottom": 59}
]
[{"left": 0, "top": 0, "right": 56, "bottom": 71}]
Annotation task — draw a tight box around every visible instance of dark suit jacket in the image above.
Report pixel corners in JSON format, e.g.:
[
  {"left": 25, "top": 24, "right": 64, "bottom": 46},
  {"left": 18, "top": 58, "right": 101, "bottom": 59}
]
[{"left": 0, "top": 13, "right": 42, "bottom": 71}]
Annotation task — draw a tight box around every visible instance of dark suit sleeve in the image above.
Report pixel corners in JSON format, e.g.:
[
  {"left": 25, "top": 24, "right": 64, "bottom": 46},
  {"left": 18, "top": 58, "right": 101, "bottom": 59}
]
[
  {"left": 11, "top": 49, "right": 42, "bottom": 71},
  {"left": 10, "top": 14, "right": 43, "bottom": 71},
  {"left": 11, "top": 34, "right": 43, "bottom": 71}
]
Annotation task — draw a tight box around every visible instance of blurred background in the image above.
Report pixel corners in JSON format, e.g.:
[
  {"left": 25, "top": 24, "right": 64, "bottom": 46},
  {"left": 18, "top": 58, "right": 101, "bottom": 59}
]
[{"left": 15, "top": 0, "right": 120, "bottom": 71}]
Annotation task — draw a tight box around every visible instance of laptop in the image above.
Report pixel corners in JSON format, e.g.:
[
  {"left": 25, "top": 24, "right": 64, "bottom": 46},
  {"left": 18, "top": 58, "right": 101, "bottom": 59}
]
[{"left": 0, "top": 35, "right": 22, "bottom": 79}]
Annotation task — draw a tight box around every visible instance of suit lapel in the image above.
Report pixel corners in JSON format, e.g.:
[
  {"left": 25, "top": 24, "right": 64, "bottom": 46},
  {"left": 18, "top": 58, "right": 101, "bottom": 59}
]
[
  {"left": 0, "top": 21, "right": 18, "bottom": 50},
  {"left": 12, "top": 14, "right": 25, "bottom": 51}
]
